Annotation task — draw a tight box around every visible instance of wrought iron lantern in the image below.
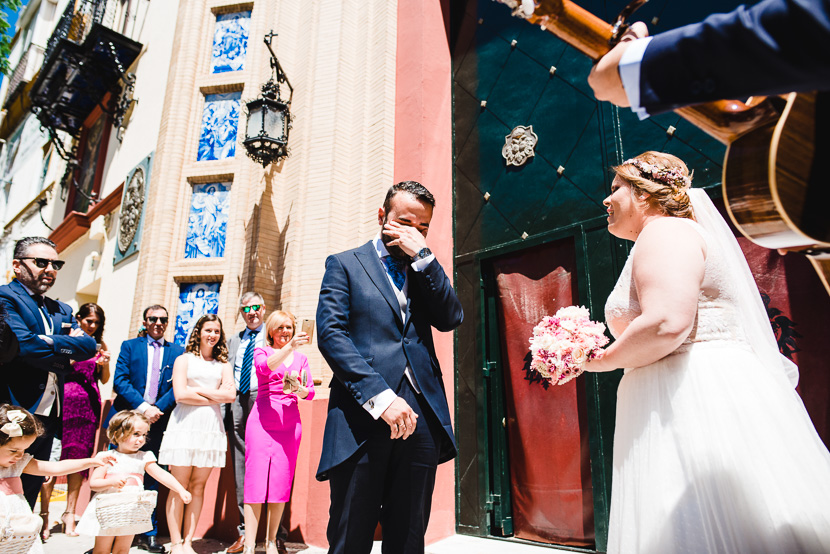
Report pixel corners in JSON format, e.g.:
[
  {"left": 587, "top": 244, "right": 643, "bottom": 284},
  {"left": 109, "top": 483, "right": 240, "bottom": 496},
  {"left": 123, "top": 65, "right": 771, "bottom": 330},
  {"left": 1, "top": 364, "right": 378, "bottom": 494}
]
[{"left": 244, "top": 31, "right": 294, "bottom": 167}]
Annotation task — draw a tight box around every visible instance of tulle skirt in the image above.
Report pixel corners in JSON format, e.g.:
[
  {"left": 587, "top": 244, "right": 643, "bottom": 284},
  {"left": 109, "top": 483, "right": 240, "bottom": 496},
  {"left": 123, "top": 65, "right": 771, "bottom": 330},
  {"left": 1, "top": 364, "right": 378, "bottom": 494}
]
[
  {"left": 157, "top": 404, "right": 226, "bottom": 468},
  {"left": 608, "top": 342, "right": 830, "bottom": 554}
]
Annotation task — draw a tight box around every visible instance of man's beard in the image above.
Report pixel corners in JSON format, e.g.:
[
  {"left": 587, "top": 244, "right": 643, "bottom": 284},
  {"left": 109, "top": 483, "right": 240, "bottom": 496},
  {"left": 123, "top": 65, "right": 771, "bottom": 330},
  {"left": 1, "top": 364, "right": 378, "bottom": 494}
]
[
  {"left": 381, "top": 223, "right": 408, "bottom": 260},
  {"left": 18, "top": 267, "right": 53, "bottom": 294}
]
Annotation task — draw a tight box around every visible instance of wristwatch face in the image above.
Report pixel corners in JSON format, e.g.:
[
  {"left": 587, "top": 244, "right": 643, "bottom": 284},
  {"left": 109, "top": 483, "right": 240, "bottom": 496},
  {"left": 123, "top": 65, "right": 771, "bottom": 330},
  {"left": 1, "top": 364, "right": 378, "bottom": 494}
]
[{"left": 414, "top": 247, "right": 432, "bottom": 261}]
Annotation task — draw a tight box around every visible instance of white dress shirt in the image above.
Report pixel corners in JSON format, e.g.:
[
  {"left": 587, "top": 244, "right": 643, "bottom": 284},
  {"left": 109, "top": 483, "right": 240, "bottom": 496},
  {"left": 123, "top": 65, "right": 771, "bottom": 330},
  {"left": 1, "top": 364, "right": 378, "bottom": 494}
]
[
  {"left": 137, "top": 336, "right": 166, "bottom": 413},
  {"left": 618, "top": 36, "right": 654, "bottom": 120},
  {"left": 234, "top": 325, "right": 265, "bottom": 392},
  {"left": 20, "top": 283, "right": 60, "bottom": 416},
  {"left": 362, "top": 234, "right": 435, "bottom": 420}
]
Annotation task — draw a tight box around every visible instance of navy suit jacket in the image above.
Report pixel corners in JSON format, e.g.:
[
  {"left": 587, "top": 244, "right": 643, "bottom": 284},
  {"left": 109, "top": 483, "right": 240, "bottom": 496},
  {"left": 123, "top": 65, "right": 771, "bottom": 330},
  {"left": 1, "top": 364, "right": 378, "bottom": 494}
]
[
  {"left": 0, "top": 279, "right": 97, "bottom": 411},
  {"left": 641, "top": 0, "right": 830, "bottom": 114},
  {"left": 113, "top": 337, "right": 184, "bottom": 415},
  {"left": 315, "top": 241, "right": 463, "bottom": 481}
]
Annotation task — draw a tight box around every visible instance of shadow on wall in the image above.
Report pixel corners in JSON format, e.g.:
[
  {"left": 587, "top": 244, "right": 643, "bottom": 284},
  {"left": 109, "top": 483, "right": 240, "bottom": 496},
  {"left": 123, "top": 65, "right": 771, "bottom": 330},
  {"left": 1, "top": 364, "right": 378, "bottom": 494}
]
[{"left": 240, "top": 167, "right": 290, "bottom": 312}]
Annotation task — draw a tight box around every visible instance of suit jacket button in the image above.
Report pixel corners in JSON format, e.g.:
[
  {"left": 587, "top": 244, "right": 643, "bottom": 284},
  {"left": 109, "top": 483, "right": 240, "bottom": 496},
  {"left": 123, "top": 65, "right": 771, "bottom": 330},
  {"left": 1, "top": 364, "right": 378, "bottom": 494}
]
[
  {"left": 355, "top": 393, "right": 362, "bottom": 400},
  {"left": 39, "top": 385, "right": 45, "bottom": 390},
  {"left": 404, "top": 338, "right": 411, "bottom": 344}
]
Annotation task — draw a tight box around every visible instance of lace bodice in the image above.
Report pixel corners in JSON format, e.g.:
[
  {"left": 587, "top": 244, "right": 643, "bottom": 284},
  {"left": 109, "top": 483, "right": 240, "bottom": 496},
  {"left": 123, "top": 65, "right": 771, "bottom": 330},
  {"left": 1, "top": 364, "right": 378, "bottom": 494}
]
[
  {"left": 605, "top": 218, "right": 750, "bottom": 354},
  {"left": 184, "top": 352, "right": 224, "bottom": 389}
]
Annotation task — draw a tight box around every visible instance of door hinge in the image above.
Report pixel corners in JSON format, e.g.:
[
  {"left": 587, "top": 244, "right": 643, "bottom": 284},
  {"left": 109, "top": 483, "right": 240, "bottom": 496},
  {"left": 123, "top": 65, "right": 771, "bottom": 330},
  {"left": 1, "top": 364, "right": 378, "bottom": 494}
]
[
  {"left": 485, "top": 492, "right": 501, "bottom": 511},
  {"left": 482, "top": 361, "right": 497, "bottom": 377}
]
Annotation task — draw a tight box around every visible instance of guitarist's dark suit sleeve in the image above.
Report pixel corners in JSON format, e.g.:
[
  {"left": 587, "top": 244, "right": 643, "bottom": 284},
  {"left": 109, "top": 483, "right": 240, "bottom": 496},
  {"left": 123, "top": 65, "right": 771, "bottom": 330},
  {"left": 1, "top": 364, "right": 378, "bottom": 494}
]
[
  {"left": 640, "top": 0, "right": 830, "bottom": 115},
  {"left": 317, "top": 254, "right": 393, "bottom": 404}
]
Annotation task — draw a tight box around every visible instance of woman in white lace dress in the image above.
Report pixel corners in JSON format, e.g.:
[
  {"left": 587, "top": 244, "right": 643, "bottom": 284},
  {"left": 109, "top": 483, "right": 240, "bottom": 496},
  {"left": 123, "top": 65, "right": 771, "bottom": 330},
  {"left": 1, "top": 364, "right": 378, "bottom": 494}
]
[
  {"left": 584, "top": 151, "right": 830, "bottom": 553},
  {"left": 158, "top": 314, "right": 234, "bottom": 554}
]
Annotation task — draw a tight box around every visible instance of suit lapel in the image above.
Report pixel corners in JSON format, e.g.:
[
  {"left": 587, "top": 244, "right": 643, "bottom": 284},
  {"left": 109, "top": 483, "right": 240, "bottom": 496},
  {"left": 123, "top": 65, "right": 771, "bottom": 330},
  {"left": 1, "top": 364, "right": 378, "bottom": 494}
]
[
  {"left": 136, "top": 339, "right": 148, "bottom": 390},
  {"left": 11, "top": 280, "right": 46, "bottom": 334},
  {"left": 355, "top": 242, "right": 404, "bottom": 327}
]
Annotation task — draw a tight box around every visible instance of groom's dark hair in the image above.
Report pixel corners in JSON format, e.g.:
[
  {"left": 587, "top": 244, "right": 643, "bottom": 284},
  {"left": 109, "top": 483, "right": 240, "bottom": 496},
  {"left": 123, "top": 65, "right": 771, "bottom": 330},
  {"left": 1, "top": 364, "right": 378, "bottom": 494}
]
[{"left": 383, "top": 181, "right": 435, "bottom": 213}]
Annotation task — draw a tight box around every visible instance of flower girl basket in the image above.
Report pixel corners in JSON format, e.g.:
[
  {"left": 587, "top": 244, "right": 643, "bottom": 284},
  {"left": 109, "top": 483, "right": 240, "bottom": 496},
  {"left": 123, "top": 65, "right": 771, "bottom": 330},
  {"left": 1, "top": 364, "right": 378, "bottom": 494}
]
[
  {"left": 95, "top": 489, "right": 158, "bottom": 531},
  {"left": 0, "top": 514, "right": 42, "bottom": 554}
]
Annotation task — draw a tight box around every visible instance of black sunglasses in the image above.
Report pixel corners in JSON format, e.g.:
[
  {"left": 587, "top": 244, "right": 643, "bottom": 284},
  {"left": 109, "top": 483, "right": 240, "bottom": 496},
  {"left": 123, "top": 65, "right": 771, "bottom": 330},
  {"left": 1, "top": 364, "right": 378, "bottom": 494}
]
[
  {"left": 241, "top": 304, "right": 262, "bottom": 313},
  {"left": 146, "top": 316, "right": 169, "bottom": 324},
  {"left": 17, "top": 257, "right": 65, "bottom": 271}
]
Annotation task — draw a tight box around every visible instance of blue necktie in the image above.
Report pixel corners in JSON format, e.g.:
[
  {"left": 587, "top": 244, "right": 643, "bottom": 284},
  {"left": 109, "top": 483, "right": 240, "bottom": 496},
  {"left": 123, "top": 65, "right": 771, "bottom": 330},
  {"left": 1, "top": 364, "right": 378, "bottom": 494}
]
[
  {"left": 238, "top": 332, "right": 255, "bottom": 394},
  {"left": 382, "top": 256, "right": 407, "bottom": 291}
]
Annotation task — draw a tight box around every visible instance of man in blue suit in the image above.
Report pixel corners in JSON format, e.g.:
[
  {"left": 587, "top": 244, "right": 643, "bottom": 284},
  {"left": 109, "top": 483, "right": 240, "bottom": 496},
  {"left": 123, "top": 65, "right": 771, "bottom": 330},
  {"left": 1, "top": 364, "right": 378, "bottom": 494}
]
[
  {"left": 0, "top": 236, "right": 97, "bottom": 506},
  {"left": 316, "top": 181, "right": 463, "bottom": 554},
  {"left": 588, "top": 0, "right": 830, "bottom": 117},
  {"left": 113, "top": 304, "right": 184, "bottom": 553}
]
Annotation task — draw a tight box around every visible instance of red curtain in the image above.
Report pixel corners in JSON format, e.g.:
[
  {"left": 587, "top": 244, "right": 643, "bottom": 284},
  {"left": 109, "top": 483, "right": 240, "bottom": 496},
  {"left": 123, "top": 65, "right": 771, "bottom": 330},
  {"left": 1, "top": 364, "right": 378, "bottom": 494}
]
[{"left": 491, "top": 238, "right": 594, "bottom": 547}]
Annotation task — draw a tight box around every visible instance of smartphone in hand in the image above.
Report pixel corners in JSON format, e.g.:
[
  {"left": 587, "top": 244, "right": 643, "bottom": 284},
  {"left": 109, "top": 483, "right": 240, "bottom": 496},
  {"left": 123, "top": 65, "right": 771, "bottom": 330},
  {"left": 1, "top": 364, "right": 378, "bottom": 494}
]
[{"left": 301, "top": 318, "right": 315, "bottom": 342}]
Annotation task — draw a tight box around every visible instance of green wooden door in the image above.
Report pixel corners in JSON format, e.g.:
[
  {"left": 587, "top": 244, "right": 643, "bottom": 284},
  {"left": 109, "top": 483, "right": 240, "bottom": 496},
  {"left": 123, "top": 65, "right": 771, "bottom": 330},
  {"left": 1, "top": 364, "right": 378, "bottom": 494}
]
[{"left": 451, "top": 0, "right": 738, "bottom": 550}]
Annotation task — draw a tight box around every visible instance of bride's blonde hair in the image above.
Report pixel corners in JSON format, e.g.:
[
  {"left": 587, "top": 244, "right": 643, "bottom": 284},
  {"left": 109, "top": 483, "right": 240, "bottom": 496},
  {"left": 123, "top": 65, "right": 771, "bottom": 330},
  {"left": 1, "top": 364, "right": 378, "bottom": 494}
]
[{"left": 613, "top": 151, "right": 694, "bottom": 219}]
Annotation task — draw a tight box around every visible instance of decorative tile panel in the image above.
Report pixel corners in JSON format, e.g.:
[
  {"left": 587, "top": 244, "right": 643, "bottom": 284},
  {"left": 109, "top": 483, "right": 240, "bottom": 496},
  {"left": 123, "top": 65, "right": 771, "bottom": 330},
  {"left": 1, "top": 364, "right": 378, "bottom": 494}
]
[
  {"left": 175, "top": 282, "right": 221, "bottom": 345},
  {"left": 185, "top": 182, "right": 231, "bottom": 259},
  {"left": 210, "top": 11, "right": 251, "bottom": 74},
  {"left": 197, "top": 92, "right": 241, "bottom": 161}
]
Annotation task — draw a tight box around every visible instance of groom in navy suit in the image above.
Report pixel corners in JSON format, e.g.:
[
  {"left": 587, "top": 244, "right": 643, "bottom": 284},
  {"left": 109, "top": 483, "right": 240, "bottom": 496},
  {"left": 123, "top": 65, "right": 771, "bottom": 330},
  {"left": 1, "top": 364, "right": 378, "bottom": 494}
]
[
  {"left": 112, "top": 304, "right": 184, "bottom": 553},
  {"left": 316, "top": 181, "right": 463, "bottom": 554},
  {"left": 0, "top": 236, "right": 97, "bottom": 506}
]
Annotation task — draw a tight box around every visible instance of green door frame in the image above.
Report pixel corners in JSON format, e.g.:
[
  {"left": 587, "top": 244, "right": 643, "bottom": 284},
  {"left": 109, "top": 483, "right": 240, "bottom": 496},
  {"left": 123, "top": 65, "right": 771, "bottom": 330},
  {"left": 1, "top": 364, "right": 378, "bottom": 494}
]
[{"left": 476, "top": 216, "right": 628, "bottom": 551}]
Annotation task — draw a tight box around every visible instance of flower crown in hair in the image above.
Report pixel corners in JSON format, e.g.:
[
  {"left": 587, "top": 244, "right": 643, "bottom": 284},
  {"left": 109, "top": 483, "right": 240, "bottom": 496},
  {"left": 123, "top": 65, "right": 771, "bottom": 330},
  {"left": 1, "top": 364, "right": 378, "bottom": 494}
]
[
  {"left": 623, "top": 158, "right": 691, "bottom": 192},
  {"left": 0, "top": 410, "right": 26, "bottom": 438}
]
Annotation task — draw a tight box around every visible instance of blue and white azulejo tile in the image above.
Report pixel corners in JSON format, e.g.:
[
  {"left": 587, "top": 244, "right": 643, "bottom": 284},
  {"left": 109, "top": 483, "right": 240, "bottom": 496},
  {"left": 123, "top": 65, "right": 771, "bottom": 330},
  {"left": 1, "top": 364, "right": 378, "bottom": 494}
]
[
  {"left": 185, "top": 182, "right": 231, "bottom": 259},
  {"left": 211, "top": 11, "right": 251, "bottom": 74},
  {"left": 197, "top": 92, "right": 241, "bottom": 162},
  {"left": 175, "top": 282, "right": 221, "bottom": 346}
]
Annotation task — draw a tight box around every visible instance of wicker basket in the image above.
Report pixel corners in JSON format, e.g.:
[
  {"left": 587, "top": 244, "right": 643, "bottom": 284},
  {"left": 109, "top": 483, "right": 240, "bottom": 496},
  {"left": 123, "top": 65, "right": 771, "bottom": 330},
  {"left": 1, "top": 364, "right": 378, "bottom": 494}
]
[
  {"left": 0, "top": 514, "right": 41, "bottom": 554},
  {"left": 95, "top": 490, "right": 158, "bottom": 530}
]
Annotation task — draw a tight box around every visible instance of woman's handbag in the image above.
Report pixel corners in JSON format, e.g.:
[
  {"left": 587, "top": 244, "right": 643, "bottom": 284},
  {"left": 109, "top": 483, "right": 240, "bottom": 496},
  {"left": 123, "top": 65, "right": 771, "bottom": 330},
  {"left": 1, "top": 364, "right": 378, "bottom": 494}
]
[
  {"left": 95, "top": 489, "right": 158, "bottom": 530},
  {"left": 0, "top": 514, "right": 42, "bottom": 554}
]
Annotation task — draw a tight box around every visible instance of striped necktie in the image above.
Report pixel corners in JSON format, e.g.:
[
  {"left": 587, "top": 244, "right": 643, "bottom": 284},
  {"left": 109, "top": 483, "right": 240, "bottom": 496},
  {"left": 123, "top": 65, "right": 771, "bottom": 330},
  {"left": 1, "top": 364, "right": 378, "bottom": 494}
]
[{"left": 238, "top": 332, "right": 255, "bottom": 394}]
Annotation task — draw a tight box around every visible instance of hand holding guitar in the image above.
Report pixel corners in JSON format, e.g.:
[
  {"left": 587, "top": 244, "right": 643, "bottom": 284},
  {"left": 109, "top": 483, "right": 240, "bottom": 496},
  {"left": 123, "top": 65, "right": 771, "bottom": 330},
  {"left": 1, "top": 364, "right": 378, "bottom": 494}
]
[{"left": 587, "top": 22, "right": 648, "bottom": 106}]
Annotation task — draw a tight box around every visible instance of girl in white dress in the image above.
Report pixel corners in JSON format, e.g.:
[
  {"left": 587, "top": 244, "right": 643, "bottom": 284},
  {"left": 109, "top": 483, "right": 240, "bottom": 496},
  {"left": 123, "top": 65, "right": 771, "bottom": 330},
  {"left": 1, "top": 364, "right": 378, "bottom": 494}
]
[
  {"left": 76, "top": 410, "right": 191, "bottom": 554},
  {"left": 158, "top": 314, "right": 234, "bottom": 554},
  {"left": 584, "top": 151, "right": 830, "bottom": 553},
  {"left": 0, "top": 404, "right": 114, "bottom": 554}
]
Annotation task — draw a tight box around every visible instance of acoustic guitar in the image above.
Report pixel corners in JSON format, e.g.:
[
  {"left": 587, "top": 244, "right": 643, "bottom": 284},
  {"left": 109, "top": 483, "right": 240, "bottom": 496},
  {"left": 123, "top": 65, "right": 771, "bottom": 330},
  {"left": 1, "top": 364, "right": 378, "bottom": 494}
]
[{"left": 494, "top": 0, "right": 830, "bottom": 294}]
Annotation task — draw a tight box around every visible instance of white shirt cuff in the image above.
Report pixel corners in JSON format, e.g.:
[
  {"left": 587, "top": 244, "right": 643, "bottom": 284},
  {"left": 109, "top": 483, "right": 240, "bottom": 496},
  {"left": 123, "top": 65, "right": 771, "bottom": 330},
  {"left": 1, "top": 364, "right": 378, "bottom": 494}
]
[
  {"left": 363, "top": 388, "right": 397, "bottom": 420},
  {"left": 410, "top": 254, "right": 435, "bottom": 272},
  {"left": 136, "top": 402, "right": 151, "bottom": 413},
  {"left": 38, "top": 335, "right": 54, "bottom": 346},
  {"left": 618, "top": 36, "right": 653, "bottom": 120}
]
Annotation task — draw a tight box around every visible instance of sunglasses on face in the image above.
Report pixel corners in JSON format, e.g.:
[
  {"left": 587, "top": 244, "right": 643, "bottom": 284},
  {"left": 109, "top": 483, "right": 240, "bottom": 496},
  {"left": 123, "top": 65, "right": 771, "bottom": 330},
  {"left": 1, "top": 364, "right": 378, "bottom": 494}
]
[
  {"left": 17, "top": 257, "right": 65, "bottom": 270},
  {"left": 241, "top": 304, "right": 262, "bottom": 313},
  {"left": 146, "top": 316, "right": 169, "bottom": 324}
]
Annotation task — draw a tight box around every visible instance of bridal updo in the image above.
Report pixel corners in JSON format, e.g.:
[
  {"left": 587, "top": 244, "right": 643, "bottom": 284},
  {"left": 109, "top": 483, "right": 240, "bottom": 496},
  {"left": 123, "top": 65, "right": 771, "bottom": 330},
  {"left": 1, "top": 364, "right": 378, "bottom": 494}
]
[{"left": 613, "top": 151, "right": 694, "bottom": 219}]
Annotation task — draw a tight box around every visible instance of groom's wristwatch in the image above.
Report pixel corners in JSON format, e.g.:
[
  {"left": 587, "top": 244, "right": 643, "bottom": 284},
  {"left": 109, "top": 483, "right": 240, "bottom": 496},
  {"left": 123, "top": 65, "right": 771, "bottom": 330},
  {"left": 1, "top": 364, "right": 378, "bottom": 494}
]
[{"left": 411, "top": 247, "right": 432, "bottom": 262}]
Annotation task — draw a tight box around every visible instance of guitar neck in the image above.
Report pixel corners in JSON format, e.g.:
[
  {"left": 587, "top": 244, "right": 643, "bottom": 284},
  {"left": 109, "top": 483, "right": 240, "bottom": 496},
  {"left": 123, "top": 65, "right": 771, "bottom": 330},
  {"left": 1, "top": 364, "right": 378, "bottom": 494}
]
[
  {"left": 523, "top": 0, "right": 612, "bottom": 60},
  {"left": 505, "top": 0, "right": 778, "bottom": 143}
]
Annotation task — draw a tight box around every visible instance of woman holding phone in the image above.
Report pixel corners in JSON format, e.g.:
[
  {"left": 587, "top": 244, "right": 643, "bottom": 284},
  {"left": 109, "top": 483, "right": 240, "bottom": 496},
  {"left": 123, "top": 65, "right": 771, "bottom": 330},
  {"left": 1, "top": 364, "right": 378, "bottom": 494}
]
[{"left": 242, "top": 310, "right": 314, "bottom": 554}]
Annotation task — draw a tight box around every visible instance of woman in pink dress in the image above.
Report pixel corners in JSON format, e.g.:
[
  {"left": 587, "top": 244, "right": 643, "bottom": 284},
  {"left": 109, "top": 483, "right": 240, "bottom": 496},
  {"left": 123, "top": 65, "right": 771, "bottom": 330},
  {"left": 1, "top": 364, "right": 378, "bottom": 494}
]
[{"left": 243, "top": 310, "right": 313, "bottom": 554}]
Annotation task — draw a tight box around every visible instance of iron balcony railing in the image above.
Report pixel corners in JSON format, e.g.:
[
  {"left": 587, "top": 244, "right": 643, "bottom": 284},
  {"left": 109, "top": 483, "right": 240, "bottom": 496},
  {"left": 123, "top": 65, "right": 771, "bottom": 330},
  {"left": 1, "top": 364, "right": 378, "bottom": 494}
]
[{"left": 42, "top": 0, "right": 121, "bottom": 66}]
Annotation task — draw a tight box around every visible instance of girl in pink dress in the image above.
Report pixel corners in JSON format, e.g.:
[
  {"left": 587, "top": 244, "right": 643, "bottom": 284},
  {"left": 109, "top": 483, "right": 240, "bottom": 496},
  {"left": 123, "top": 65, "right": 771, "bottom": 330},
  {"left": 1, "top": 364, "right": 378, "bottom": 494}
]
[{"left": 243, "top": 311, "right": 313, "bottom": 554}]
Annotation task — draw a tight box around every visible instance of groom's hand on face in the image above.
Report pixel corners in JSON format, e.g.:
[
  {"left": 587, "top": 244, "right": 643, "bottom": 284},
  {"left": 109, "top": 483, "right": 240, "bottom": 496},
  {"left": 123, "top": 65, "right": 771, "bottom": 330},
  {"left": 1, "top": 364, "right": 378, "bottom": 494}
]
[
  {"left": 383, "top": 221, "right": 428, "bottom": 259},
  {"left": 381, "top": 397, "right": 419, "bottom": 440}
]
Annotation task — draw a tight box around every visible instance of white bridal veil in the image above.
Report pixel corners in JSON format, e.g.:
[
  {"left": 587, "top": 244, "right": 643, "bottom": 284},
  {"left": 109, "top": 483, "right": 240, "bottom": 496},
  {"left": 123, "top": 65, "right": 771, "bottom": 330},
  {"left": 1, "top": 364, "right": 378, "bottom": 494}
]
[{"left": 688, "top": 188, "right": 799, "bottom": 388}]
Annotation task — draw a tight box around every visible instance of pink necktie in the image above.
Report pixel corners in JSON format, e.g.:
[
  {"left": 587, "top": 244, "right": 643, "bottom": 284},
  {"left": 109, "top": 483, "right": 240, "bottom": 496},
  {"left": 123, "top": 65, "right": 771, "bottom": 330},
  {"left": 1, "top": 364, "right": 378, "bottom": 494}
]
[{"left": 148, "top": 341, "right": 162, "bottom": 404}]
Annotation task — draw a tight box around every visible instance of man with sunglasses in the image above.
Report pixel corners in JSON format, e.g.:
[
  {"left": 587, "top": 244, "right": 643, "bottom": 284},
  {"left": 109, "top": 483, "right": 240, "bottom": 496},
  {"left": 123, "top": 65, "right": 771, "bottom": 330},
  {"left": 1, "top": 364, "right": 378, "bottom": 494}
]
[
  {"left": 223, "top": 291, "right": 269, "bottom": 553},
  {"left": 0, "top": 236, "right": 98, "bottom": 506},
  {"left": 112, "top": 304, "right": 185, "bottom": 553}
]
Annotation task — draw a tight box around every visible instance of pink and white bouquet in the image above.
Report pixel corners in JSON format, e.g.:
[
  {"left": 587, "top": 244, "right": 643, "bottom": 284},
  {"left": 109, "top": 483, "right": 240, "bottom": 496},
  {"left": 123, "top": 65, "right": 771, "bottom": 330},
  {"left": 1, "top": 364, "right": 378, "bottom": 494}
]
[{"left": 529, "top": 305, "right": 609, "bottom": 385}]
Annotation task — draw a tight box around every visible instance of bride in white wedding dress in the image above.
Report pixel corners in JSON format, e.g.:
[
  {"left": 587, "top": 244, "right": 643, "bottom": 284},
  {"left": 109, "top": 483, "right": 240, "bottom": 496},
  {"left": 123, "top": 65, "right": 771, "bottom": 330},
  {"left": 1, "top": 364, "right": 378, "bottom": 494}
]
[{"left": 584, "top": 151, "right": 830, "bottom": 554}]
